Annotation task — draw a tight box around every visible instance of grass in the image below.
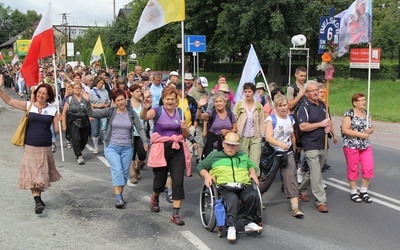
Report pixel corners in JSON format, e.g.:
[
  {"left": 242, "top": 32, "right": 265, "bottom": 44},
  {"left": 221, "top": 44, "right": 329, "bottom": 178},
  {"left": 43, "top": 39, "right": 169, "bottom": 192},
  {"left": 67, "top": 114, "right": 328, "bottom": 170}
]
[{"left": 198, "top": 72, "right": 400, "bottom": 122}]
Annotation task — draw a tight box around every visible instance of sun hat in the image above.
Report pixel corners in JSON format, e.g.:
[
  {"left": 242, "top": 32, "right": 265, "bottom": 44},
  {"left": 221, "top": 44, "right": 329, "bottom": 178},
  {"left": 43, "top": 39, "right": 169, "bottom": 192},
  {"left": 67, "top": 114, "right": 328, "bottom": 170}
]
[
  {"left": 169, "top": 71, "right": 180, "bottom": 78},
  {"left": 184, "top": 73, "right": 194, "bottom": 80},
  {"left": 256, "top": 82, "right": 266, "bottom": 91},
  {"left": 224, "top": 132, "right": 240, "bottom": 145},
  {"left": 218, "top": 83, "right": 230, "bottom": 93}
]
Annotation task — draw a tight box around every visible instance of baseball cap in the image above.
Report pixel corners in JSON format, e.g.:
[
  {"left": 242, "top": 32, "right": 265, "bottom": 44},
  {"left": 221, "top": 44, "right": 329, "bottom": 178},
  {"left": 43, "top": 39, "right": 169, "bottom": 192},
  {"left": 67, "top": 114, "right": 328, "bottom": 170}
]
[
  {"left": 197, "top": 77, "right": 208, "bottom": 87},
  {"left": 169, "top": 71, "right": 180, "bottom": 78},
  {"left": 145, "top": 68, "right": 151, "bottom": 72},
  {"left": 224, "top": 132, "right": 240, "bottom": 145},
  {"left": 256, "top": 82, "right": 266, "bottom": 91}
]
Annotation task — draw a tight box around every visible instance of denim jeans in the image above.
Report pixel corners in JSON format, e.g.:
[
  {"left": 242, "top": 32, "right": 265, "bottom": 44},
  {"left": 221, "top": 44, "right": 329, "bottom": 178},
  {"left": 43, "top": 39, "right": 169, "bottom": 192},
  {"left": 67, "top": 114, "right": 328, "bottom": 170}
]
[
  {"left": 51, "top": 124, "right": 56, "bottom": 143},
  {"left": 90, "top": 117, "right": 108, "bottom": 139},
  {"left": 105, "top": 143, "right": 133, "bottom": 187}
]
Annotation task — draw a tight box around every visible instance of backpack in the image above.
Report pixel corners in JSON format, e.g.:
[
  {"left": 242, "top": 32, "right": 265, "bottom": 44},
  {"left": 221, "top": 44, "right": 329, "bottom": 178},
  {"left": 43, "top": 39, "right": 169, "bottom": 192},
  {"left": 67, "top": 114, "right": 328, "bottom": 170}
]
[
  {"left": 153, "top": 105, "right": 183, "bottom": 125},
  {"left": 269, "top": 113, "right": 294, "bottom": 129},
  {"left": 290, "top": 83, "right": 300, "bottom": 99},
  {"left": 207, "top": 108, "right": 234, "bottom": 130},
  {"left": 214, "top": 198, "right": 226, "bottom": 227}
]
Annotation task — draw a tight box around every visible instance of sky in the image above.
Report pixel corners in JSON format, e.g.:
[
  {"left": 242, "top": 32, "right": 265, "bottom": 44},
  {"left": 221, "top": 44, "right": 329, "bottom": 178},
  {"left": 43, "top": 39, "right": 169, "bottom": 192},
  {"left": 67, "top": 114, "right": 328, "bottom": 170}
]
[{"left": 1, "top": 0, "right": 131, "bottom": 26}]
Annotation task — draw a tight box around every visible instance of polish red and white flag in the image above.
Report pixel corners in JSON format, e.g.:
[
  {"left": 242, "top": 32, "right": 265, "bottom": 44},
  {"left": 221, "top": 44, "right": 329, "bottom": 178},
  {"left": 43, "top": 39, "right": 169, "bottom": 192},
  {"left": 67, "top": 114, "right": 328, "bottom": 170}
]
[{"left": 21, "top": 5, "right": 54, "bottom": 87}]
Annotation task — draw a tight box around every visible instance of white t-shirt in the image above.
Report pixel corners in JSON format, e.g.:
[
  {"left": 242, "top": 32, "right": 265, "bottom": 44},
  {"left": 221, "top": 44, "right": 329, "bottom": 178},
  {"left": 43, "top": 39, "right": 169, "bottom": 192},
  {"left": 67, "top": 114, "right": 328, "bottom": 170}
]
[{"left": 265, "top": 114, "right": 294, "bottom": 151}]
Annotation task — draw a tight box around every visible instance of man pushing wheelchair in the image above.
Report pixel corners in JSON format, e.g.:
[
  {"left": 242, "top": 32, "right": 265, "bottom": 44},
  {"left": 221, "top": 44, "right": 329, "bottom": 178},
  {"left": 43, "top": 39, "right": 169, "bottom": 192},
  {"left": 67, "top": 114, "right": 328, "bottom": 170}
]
[{"left": 197, "top": 132, "right": 263, "bottom": 241}]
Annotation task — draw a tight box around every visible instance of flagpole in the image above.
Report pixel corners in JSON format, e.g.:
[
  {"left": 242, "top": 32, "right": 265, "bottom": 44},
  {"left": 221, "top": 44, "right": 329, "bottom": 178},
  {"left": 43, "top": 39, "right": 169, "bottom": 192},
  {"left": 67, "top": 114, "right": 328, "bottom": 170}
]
[
  {"left": 1, "top": 58, "right": 9, "bottom": 73},
  {"left": 181, "top": 20, "right": 185, "bottom": 117},
  {"left": 259, "top": 69, "right": 271, "bottom": 104},
  {"left": 102, "top": 54, "right": 108, "bottom": 71},
  {"left": 49, "top": 5, "right": 64, "bottom": 161},
  {"left": 367, "top": 42, "right": 372, "bottom": 126},
  {"left": 53, "top": 54, "right": 65, "bottom": 162}
]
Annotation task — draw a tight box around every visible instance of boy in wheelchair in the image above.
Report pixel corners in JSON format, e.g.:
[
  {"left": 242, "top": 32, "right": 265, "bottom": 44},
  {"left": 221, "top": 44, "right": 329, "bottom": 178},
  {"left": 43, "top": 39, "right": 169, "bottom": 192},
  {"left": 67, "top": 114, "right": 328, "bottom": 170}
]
[{"left": 197, "top": 132, "right": 263, "bottom": 241}]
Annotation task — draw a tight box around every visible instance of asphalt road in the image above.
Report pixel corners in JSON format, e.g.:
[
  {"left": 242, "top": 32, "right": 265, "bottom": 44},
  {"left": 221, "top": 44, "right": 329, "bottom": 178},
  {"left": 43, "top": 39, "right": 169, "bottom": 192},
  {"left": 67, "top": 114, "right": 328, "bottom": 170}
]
[{"left": 1, "top": 89, "right": 400, "bottom": 250}]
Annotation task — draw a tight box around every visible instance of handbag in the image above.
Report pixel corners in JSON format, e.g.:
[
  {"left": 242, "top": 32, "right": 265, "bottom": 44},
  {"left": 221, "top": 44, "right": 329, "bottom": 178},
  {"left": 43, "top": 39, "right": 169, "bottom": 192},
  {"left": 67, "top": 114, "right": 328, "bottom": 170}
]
[{"left": 11, "top": 102, "right": 33, "bottom": 147}]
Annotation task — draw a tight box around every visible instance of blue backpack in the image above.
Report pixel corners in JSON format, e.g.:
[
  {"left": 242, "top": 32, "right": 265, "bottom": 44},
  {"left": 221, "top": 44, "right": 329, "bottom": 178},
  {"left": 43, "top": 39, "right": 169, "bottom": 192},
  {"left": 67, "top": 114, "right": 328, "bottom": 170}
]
[
  {"left": 269, "top": 113, "right": 294, "bottom": 129},
  {"left": 214, "top": 198, "right": 226, "bottom": 227}
]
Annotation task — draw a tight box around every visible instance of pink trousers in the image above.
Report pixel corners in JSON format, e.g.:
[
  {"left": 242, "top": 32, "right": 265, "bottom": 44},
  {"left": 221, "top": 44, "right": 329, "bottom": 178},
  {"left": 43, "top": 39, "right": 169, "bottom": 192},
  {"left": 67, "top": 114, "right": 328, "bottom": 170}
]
[{"left": 343, "top": 146, "right": 374, "bottom": 181}]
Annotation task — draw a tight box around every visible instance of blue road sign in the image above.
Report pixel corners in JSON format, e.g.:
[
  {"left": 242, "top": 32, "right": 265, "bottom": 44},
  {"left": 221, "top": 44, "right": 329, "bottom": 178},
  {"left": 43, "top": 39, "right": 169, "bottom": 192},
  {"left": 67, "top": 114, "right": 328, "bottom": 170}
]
[
  {"left": 319, "top": 16, "right": 340, "bottom": 54},
  {"left": 185, "top": 35, "right": 206, "bottom": 53}
]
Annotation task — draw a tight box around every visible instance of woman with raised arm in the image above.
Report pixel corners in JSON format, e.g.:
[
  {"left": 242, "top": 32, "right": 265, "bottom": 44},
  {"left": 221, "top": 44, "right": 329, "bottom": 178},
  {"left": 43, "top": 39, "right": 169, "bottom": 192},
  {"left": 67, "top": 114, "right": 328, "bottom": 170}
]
[
  {"left": 0, "top": 75, "right": 61, "bottom": 215},
  {"left": 196, "top": 92, "right": 237, "bottom": 160},
  {"left": 85, "top": 88, "right": 148, "bottom": 208},
  {"left": 140, "top": 86, "right": 190, "bottom": 226}
]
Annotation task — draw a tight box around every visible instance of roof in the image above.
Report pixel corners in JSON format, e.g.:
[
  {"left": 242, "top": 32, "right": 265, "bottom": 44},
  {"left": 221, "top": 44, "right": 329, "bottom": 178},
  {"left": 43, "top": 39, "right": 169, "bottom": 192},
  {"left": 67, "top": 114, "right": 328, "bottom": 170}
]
[
  {"left": 118, "top": 8, "right": 132, "bottom": 18},
  {"left": 0, "top": 36, "right": 17, "bottom": 48}
]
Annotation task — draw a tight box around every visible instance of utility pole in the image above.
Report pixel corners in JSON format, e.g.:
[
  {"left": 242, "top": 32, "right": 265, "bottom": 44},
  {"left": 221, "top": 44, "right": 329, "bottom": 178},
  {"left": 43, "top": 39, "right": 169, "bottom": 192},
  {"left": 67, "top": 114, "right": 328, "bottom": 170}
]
[
  {"left": 60, "top": 13, "right": 71, "bottom": 64},
  {"left": 113, "top": 0, "right": 116, "bottom": 19}
]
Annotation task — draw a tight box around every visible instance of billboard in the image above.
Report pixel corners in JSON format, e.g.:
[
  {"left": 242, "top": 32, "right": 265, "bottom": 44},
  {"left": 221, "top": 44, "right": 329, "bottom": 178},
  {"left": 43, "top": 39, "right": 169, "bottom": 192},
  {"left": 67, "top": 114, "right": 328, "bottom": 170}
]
[{"left": 16, "top": 40, "right": 31, "bottom": 56}]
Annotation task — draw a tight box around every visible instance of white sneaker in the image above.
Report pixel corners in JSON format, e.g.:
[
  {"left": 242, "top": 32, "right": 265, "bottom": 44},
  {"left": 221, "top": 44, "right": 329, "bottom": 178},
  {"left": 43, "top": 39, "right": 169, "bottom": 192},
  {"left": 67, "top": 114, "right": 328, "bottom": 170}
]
[
  {"left": 227, "top": 226, "right": 236, "bottom": 241},
  {"left": 77, "top": 156, "right": 85, "bottom": 165},
  {"left": 244, "top": 222, "right": 263, "bottom": 232},
  {"left": 297, "top": 168, "right": 305, "bottom": 184},
  {"left": 93, "top": 148, "right": 98, "bottom": 154}
]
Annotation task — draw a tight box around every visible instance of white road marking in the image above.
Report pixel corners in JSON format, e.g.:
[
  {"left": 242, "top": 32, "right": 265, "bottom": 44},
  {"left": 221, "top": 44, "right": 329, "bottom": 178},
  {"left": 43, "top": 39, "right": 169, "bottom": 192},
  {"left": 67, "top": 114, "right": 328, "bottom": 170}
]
[
  {"left": 97, "top": 156, "right": 110, "bottom": 167},
  {"left": 327, "top": 178, "right": 400, "bottom": 205},
  {"left": 180, "top": 231, "right": 211, "bottom": 250},
  {"left": 326, "top": 178, "right": 400, "bottom": 212},
  {"left": 86, "top": 144, "right": 94, "bottom": 151},
  {"left": 86, "top": 145, "right": 110, "bottom": 167}
]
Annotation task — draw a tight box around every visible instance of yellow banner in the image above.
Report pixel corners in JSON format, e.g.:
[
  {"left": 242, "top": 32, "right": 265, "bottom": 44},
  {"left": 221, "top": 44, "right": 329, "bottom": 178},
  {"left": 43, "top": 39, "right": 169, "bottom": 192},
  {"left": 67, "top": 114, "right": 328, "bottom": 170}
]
[{"left": 16, "top": 40, "right": 31, "bottom": 56}]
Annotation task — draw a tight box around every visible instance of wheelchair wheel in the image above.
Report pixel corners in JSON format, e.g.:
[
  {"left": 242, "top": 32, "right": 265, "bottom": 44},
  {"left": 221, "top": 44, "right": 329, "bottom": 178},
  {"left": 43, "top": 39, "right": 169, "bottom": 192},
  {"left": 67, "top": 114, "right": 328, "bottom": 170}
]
[
  {"left": 199, "top": 184, "right": 218, "bottom": 231},
  {"left": 252, "top": 181, "right": 264, "bottom": 233}
]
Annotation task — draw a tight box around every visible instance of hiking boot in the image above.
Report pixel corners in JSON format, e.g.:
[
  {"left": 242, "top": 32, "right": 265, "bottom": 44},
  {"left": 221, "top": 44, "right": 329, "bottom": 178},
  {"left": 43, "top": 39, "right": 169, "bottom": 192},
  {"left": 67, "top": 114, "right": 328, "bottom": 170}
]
[
  {"left": 130, "top": 174, "right": 138, "bottom": 184},
  {"left": 115, "top": 199, "right": 125, "bottom": 209}
]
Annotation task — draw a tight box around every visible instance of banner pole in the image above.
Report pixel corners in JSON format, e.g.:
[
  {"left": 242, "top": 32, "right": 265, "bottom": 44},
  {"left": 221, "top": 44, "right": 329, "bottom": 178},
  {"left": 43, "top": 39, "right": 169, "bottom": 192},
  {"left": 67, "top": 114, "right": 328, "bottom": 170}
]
[{"left": 53, "top": 54, "right": 64, "bottom": 161}]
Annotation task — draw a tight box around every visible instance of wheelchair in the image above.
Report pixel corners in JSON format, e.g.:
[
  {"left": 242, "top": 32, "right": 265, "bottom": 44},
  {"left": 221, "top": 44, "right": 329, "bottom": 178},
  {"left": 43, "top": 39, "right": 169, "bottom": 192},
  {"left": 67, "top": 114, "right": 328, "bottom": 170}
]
[{"left": 199, "top": 180, "right": 263, "bottom": 238}]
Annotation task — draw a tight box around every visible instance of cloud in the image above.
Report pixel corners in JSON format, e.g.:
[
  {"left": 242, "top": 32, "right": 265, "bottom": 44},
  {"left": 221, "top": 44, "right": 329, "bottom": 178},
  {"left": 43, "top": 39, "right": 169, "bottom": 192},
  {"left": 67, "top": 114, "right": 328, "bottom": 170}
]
[{"left": 1, "top": 0, "right": 128, "bottom": 26}]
